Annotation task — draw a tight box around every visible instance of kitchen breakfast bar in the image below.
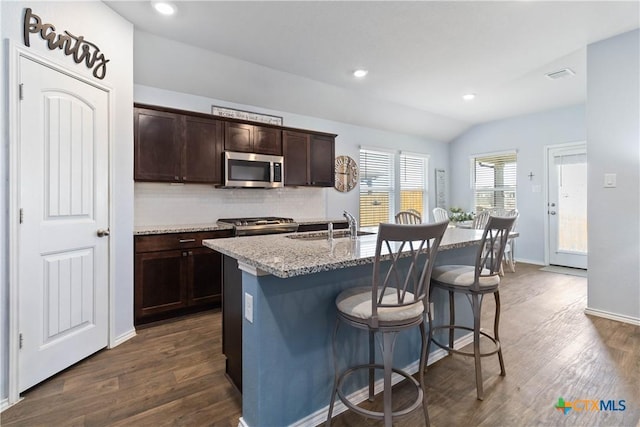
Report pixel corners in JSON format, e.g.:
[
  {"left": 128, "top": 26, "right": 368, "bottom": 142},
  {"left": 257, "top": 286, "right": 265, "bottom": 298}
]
[{"left": 204, "top": 227, "right": 496, "bottom": 427}]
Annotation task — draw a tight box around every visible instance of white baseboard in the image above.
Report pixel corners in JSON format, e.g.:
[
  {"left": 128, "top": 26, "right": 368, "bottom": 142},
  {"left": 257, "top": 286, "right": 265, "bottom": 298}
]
[
  {"left": 111, "top": 328, "right": 137, "bottom": 348},
  {"left": 514, "top": 258, "right": 545, "bottom": 266},
  {"left": 584, "top": 308, "right": 640, "bottom": 326},
  {"left": 238, "top": 417, "right": 249, "bottom": 427},
  {"left": 1, "top": 398, "right": 9, "bottom": 412}
]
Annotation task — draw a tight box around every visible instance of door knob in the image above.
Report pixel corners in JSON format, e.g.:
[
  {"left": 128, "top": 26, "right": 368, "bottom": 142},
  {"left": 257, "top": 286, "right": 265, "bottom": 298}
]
[{"left": 97, "top": 229, "right": 110, "bottom": 237}]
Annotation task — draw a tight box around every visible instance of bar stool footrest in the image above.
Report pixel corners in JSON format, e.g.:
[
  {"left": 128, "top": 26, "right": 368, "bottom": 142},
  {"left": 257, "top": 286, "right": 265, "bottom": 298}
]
[
  {"left": 430, "top": 325, "right": 501, "bottom": 357},
  {"left": 335, "top": 363, "right": 424, "bottom": 421}
]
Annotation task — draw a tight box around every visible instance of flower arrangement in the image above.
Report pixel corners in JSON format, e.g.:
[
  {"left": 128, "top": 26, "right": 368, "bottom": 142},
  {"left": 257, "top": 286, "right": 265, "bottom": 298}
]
[{"left": 449, "top": 207, "right": 475, "bottom": 222}]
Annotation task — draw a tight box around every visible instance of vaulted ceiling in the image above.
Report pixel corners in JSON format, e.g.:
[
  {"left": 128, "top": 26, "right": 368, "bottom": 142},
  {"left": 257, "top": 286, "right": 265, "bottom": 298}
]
[{"left": 105, "top": 1, "right": 639, "bottom": 141}]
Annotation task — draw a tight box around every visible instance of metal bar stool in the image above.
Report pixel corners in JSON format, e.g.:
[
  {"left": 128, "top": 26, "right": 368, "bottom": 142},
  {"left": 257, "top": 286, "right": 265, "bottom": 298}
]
[
  {"left": 426, "top": 215, "right": 516, "bottom": 400},
  {"left": 326, "top": 221, "right": 448, "bottom": 427}
]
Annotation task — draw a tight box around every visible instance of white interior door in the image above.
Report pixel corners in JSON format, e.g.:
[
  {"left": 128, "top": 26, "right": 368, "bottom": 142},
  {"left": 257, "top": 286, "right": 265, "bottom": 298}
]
[
  {"left": 18, "top": 56, "right": 110, "bottom": 392},
  {"left": 547, "top": 144, "right": 588, "bottom": 269}
]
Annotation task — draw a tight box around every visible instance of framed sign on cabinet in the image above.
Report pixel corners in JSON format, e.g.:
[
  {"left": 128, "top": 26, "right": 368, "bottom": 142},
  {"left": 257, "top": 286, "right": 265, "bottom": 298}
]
[{"left": 211, "top": 105, "right": 283, "bottom": 125}]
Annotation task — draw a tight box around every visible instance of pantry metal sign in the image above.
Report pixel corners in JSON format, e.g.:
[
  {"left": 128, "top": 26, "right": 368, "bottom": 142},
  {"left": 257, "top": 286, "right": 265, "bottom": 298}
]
[{"left": 23, "top": 8, "right": 110, "bottom": 79}]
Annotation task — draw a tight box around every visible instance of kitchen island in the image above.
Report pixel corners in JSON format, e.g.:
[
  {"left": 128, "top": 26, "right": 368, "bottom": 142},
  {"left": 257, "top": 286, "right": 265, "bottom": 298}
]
[{"left": 204, "top": 227, "right": 500, "bottom": 427}]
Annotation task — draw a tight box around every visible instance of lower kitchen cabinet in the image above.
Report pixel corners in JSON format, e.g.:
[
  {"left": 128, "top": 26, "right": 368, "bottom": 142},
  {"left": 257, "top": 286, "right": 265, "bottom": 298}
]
[
  {"left": 134, "top": 230, "right": 232, "bottom": 325},
  {"left": 223, "top": 255, "right": 243, "bottom": 392}
]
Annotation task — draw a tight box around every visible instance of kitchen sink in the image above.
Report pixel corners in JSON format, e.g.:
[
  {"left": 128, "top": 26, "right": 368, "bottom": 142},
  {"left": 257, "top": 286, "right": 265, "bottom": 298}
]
[{"left": 286, "top": 230, "right": 375, "bottom": 241}]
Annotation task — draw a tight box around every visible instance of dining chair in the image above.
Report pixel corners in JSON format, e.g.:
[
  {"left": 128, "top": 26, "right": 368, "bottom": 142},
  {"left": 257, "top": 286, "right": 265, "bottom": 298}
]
[
  {"left": 432, "top": 207, "right": 449, "bottom": 223},
  {"left": 490, "top": 208, "right": 518, "bottom": 273},
  {"left": 471, "top": 210, "right": 490, "bottom": 229},
  {"left": 473, "top": 209, "right": 518, "bottom": 274},
  {"left": 426, "top": 215, "right": 517, "bottom": 400},
  {"left": 395, "top": 210, "right": 422, "bottom": 224},
  {"left": 326, "top": 221, "right": 448, "bottom": 427}
]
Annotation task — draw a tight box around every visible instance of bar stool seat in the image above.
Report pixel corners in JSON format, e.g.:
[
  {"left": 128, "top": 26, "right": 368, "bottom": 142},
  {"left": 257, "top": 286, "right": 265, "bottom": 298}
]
[
  {"left": 336, "top": 287, "right": 424, "bottom": 323},
  {"left": 326, "top": 221, "right": 448, "bottom": 427},
  {"left": 432, "top": 266, "right": 500, "bottom": 289}
]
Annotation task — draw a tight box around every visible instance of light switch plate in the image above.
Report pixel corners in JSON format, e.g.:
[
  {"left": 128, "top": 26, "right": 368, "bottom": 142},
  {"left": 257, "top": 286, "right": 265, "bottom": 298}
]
[
  {"left": 245, "top": 293, "right": 254, "bottom": 323},
  {"left": 604, "top": 173, "right": 616, "bottom": 188}
]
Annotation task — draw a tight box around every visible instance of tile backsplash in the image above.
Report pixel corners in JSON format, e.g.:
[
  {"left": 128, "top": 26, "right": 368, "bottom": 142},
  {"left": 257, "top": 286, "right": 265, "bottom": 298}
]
[{"left": 134, "top": 182, "right": 327, "bottom": 226}]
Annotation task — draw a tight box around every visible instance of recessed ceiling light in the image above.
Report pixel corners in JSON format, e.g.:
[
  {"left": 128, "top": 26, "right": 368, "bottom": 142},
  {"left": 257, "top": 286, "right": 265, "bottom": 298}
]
[
  {"left": 152, "top": 1, "right": 177, "bottom": 16},
  {"left": 462, "top": 93, "right": 476, "bottom": 101},
  {"left": 353, "top": 69, "right": 368, "bottom": 78}
]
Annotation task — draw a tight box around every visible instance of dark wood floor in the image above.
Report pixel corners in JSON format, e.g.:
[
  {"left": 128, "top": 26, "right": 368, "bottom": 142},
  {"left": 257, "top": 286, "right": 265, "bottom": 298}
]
[{"left": 2, "top": 263, "right": 639, "bottom": 426}]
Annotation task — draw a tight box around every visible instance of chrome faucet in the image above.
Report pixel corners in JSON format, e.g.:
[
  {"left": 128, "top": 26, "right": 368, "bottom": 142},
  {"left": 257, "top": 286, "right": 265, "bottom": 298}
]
[{"left": 343, "top": 210, "right": 358, "bottom": 240}]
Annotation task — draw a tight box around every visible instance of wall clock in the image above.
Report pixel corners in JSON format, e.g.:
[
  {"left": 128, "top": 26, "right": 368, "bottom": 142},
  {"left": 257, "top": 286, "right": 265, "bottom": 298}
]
[{"left": 334, "top": 155, "right": 359, "bottom": 192}]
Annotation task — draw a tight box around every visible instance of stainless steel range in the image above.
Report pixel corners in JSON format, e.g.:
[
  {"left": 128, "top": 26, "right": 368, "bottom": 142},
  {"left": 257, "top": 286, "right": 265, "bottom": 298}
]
[{"left": 217, "top": 217, "right": 298, "bottom": 236}]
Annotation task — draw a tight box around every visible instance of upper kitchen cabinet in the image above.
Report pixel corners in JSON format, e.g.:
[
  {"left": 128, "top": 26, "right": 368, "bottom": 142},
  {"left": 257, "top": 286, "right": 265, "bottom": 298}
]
[
  {"left": 134, "top": 105, "right": 223, "bottom": 183},
  {"left": 283, "top": 130, "right": 336, "bottom": 187},
  {"left": 134, "top": 107, "right": 182, "bottom": 182},
  {"left": 224, "top": 122, "right": 282, "bottom": 155},
  {"left": 134, "top": 103, "right": 337, "bottom": 185},
  {"left": 183, "top": 115, "right": 223, "bottom": 182}
]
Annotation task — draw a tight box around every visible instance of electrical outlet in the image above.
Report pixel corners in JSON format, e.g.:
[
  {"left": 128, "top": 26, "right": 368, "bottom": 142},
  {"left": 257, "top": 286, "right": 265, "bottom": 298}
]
[{"left": 245, "top": 293, "right": 253, "bottom": 323}]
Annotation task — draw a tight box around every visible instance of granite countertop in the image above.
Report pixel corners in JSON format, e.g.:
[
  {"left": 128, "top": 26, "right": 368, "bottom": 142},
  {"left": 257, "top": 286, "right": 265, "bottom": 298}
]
[
  {"left": 134, "top": 223, "right": 234, "bottom": 235},
  {"left": 133, "top": 218, "right": 347, "bottom": 235},
  {"left": 203, "top": 227, "right": 495, "bottom": 279}
]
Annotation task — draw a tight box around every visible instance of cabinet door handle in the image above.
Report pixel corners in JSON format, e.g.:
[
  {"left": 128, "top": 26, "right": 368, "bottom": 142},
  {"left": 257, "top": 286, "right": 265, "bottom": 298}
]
[
  {"left": 182, "top": 251, "right": 188, "bottom": 257},
  {"left": 179, "top": 239, "right": 196, "bottom": 243}
]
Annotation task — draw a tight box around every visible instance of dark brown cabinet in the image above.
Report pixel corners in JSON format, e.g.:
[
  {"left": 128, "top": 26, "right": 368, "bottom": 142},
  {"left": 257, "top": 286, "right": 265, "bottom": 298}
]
[
  {"left": 134, "top": 103, "right": 337, "bottom": 185},
  {"left": 224, "top": 122, "right": 282, "bottom": 155},
  {"left": 134, "top": 105, "right": 223, "bottom": 183},
  {"left": 183, "top": 115, "right": 224, "bottom": 182},
  {"left": 283, "top": 130, "right": 335, "bottom": 186},
  {"left": 223, "top": 255, "right": 243, "bottom": 392},
  {"left": 309, "top": 134, "right": 335, "bottom": 186},
  {"left": 134, "top": 230, "right": 232, "bottom": 325},
  {"left": 134, "top": 108, "right": 182, "bottom": 182}
]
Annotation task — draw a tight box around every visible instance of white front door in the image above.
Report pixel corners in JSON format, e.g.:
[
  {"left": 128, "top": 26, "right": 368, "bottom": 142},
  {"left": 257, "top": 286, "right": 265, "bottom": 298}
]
[
  {"left": 547, "top": 144, "right": 588, "bottom": 269},
  {"left": 18, "top": 56, "right": 110, "bottom": 392}
]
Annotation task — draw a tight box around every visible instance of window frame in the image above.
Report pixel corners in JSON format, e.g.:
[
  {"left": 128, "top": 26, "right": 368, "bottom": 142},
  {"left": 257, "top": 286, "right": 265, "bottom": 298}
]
[
  {"left": 469, "top": 150, "right": 517, "bottom": 212},
  {"left": 398, "top": 151, "right": 429, "bottom": 219},
  {"left": 359, "top": 147, "right": 430, "bottom": 226}
]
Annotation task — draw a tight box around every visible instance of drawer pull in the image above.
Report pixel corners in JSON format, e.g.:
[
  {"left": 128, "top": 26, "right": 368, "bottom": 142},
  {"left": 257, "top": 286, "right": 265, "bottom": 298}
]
[{"left": 179, "top": 238, "right": 196, "bottom": 243}]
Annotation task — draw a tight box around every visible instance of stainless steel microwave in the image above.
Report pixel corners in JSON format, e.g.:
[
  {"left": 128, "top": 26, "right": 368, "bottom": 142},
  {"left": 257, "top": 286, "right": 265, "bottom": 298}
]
[{"left": 223, "top": 151, "right": 284, "bottom": 188}]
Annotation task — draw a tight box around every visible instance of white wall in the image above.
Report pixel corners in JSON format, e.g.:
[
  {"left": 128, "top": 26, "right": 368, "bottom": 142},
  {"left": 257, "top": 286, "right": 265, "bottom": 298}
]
[
  {"left": 449, "top": 104, "right": 586, "bottom": 264},
  {"left": 134, "top": 83, "right": 449, "bottom": 225},
  {"left": 1, "top": 1, "right": 134, "bottom": 403},
  {"left": 586, "top": 29, "right": 640, "bottom": 322},
  {"left": 133, "top": 30, "right": 466, "bottom": 142}
]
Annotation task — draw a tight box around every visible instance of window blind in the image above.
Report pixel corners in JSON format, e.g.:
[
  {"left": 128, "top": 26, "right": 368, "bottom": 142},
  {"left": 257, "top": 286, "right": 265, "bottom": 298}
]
[
  {"left": 359, "top": 149, "right": 394, "bottom": 227},
  {"left": 400, "top": 154, "right": 427, "bottom": 218},
  {"left": 472, "top": 152, "right": 517, "bottom": 211}
]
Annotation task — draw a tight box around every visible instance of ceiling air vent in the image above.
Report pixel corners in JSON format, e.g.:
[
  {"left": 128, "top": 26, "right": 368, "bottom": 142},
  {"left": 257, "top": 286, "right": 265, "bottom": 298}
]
[{"left": 545, "top": 68, "right": 575, "bottom": 80}]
